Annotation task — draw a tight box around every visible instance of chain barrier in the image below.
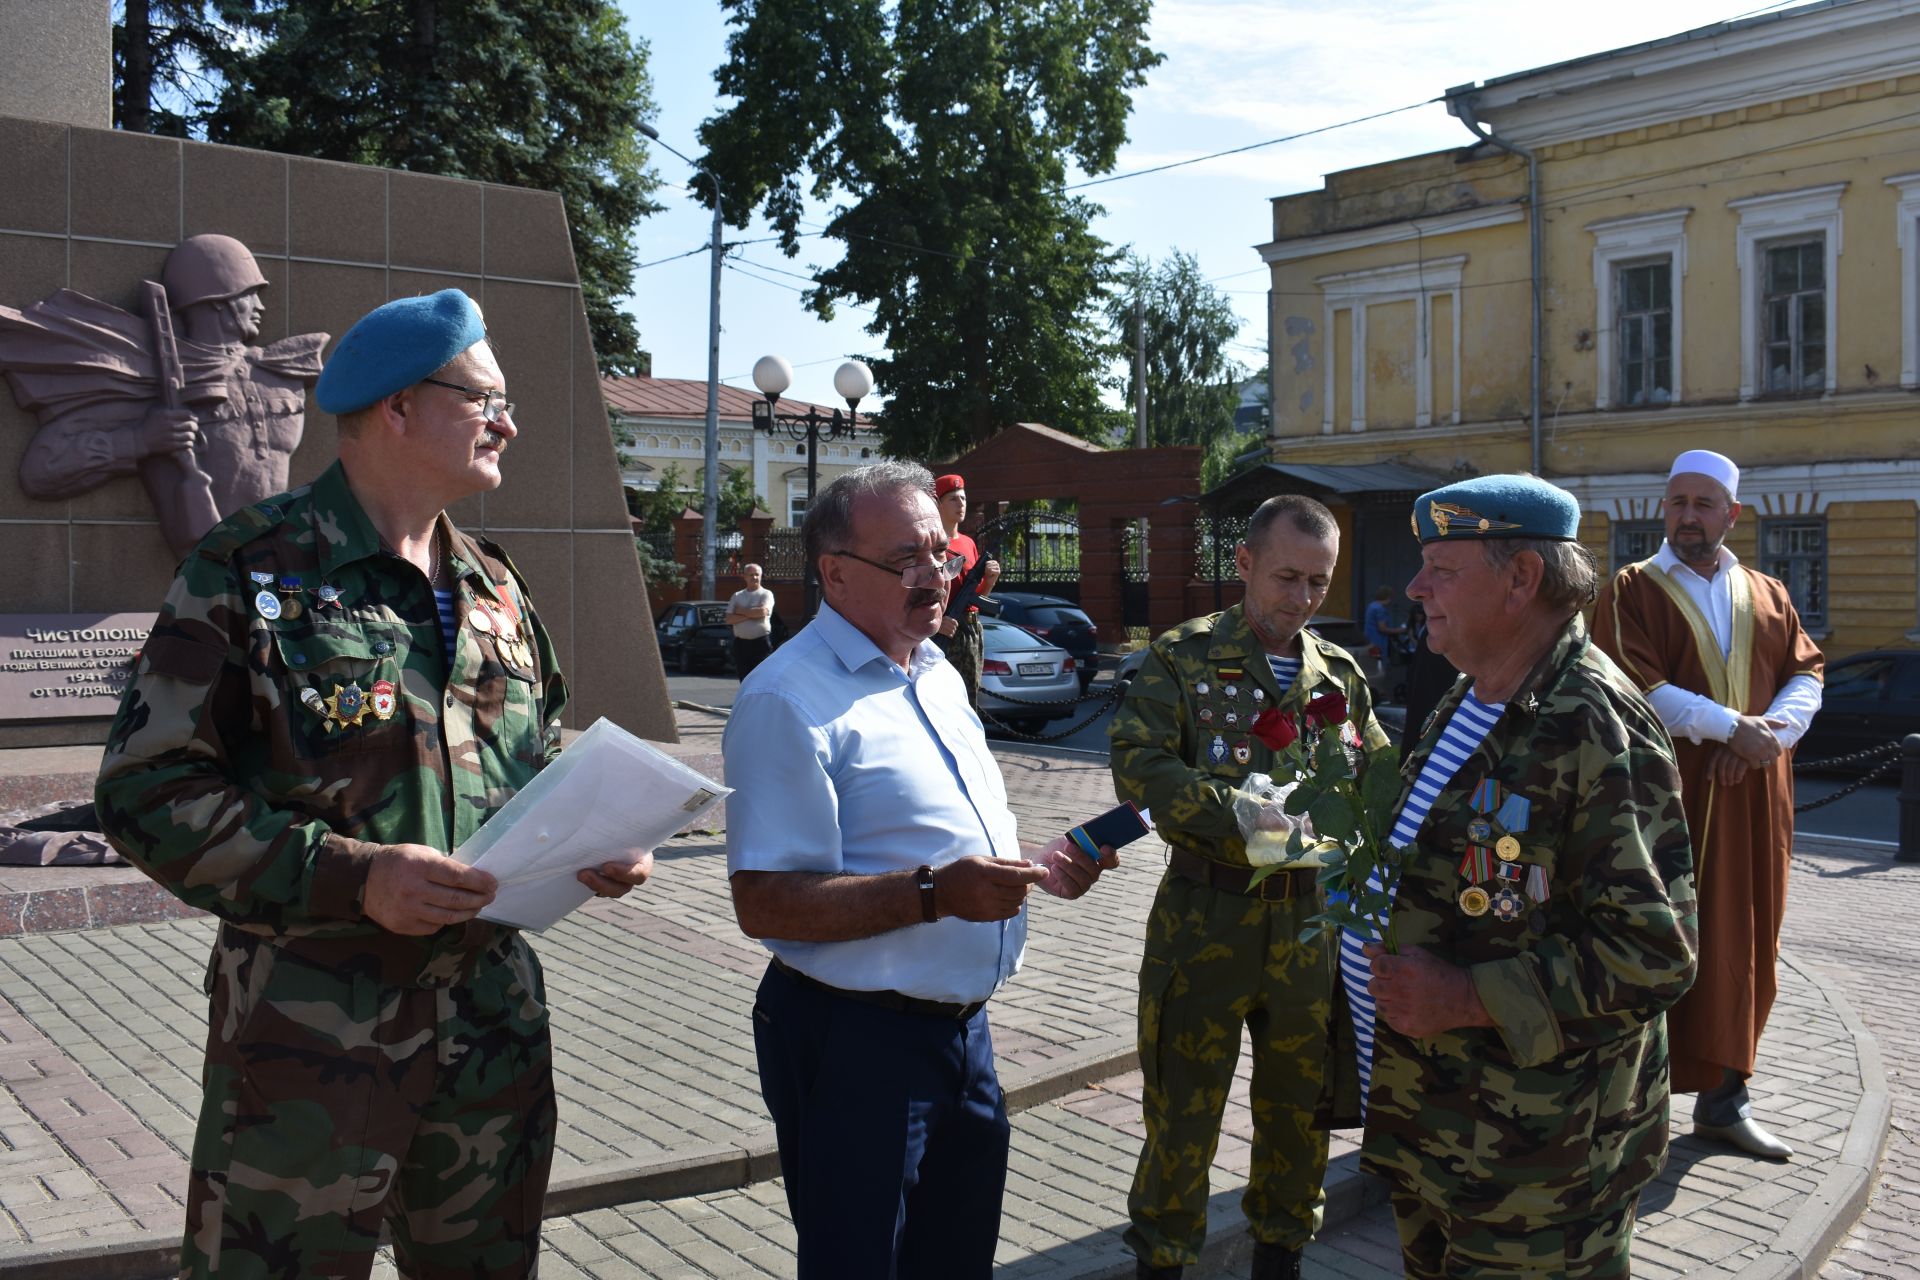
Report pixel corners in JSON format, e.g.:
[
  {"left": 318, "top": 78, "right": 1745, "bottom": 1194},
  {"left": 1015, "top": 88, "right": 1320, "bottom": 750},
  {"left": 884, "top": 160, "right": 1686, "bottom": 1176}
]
[
  {"left": 1790, "top": 740, "right": 1898, "bottom": 772},
  {"left": 977, "top": 680, "right": 1129, "bottom": 744},
  {"left": 1790, "top": 739, "right": 1904, "bottom": 813}
]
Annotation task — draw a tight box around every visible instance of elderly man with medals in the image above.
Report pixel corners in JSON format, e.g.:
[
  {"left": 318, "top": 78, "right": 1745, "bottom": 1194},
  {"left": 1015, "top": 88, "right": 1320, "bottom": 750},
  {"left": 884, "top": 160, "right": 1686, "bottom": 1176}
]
[{"left": 1349, "top": 474, "right": 1697, "bottom": 1279}]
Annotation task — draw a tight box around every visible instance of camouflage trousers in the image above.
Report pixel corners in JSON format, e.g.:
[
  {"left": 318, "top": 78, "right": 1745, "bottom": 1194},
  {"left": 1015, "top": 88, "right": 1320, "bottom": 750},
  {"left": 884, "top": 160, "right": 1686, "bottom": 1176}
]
[
  {"left": 1392, "top": 1191, "right": 1637, "bottom": 1278},
  {"left": 1125, "top": 869, "right": 1335, "bottom": 1268},
  {"left": 933, "top": 611, "right": 983, "bottom": 705},
  {"left": 181, "top": 926, "right": 556, "bottom": 1279}
]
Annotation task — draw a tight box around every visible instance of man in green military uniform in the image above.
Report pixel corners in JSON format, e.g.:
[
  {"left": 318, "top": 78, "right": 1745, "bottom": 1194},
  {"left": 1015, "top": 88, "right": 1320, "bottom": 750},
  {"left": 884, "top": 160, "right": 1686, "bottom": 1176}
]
[
  {"left": 1110, "top": 494, "right": 1390, "bottom": 1280},
  {"left": 1356, "top": 474, "right": 1696, "bottom": 1278},
  {"left": 95, "top": 290, "right": 655, "bottom": 1279}
]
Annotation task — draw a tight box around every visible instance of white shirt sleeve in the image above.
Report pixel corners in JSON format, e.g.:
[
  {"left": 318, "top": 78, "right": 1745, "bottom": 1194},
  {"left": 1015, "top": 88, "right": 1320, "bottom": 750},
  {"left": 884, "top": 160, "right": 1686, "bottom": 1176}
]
[
  {"left": 1645, "top": 683, "right": 1742, "bottom": 744},
  {"left": 1765, "top": 673, "right": 1824, "bottom": 749}
]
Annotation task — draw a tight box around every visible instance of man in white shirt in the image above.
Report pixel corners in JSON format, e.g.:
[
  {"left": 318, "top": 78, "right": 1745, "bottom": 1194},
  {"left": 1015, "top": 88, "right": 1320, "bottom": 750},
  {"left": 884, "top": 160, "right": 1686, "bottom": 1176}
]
[
  {"left": 724, "top": 561, "right": 776, "bottom": 680},
  {"left": 1594, "top": 449, "right": 1824, "bottom": 1160},
  {"left": 722, "top": 461, "right": 1119, "bottom": 1279}
]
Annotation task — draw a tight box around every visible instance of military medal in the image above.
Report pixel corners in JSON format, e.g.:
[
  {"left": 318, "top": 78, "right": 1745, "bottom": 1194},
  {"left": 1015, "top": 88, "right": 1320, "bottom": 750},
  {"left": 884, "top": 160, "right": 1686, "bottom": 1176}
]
[
  {"left": 254, "top": 589, "right": 282, "bottom": 619},
  {"left": 369, "top": 678, "right": 396, "bottom": 721},
  {"left": 1195, "top": 680, "right": 1210, "bottom": 697},
  {"left": 489, "top": 604, "right": 519, "bottom": 641},
  {"left": 1457, "top": 845, "right": 1493, "bottom": 881},
  {"left": 1199, "top": 706, "right": 1213, "bottom": 724},
  {"left": 1459, "top": 886, "right": 1491, "bottom": 917},
  {"left": 468, "top": 606, "right": 493, "bottom": 634},
  {"left": 1491, "top": 887, "right": 1524, "bottom": 921},
  {"left": 1495, "top": 793, "right": 1532, "bottom": 832},
  {"left": 323, "top": 681, "right": 371, "bottom": 729},
  {"left": 1495, "top": 835, "right": 1522, "bottom": 862},
  {"left": 1224, "top": 710, "right": 1238, "bottom": 727},
  {"left": 1467, "top": 817, "right": 1493, "bottom": 843},
  {"left": 316, "top": 584, "right": 343, "bottom": 609},
  {"left": 1252, "top": 687, "right": 1265, "bottom": 702},
  {"left": 1232, "top": 741, "right": 1251, "bottom": 764},
  {"left": 249, "top": 571, "right": 275, "bottom": 586},
  {"left": 299, "top": 687, "right": 327, "bottom": 719},
  {"left": 1525, "top": 864, "right": 1550, "bottom": 903},
  {"left": 1224, "top": 683, "right": 1239, "bottom": 701},
  {"left": 1208, "top": 735, "right": 1228, "bottom": 764},
  {"left": 277, "top": 575, "right": 303, "bottom": 595},
  {"left": 280, "top": 594, "right": 303, "bottom": 620}
]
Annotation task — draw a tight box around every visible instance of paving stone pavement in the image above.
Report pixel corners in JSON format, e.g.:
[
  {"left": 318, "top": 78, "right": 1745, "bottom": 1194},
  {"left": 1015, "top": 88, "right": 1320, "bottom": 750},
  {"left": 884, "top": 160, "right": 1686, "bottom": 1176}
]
[{"left": 0, "top": 715, "right": 1892, "bottom": 1278}]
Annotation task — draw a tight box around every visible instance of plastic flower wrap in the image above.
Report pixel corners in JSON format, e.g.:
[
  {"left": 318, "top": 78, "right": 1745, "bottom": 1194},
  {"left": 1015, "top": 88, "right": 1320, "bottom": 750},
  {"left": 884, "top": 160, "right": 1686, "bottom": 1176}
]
[
  {"left": 1230, "top": 772, "right": 1323, "bottom": 867},
  {"left": 1245, "top": 693, "right": 1407, "bottom": 951}
]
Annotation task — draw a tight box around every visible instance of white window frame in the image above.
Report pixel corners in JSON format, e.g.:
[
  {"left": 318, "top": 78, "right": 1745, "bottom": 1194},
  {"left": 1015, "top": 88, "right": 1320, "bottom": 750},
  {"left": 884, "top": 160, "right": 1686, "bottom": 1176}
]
[
  {"left": 1729, "top": 182, "right": 1845, "bottom": 401},
  {"left": 1314, "top": 255, "right": 1467, "bottom": 433},
  {"left": 1887, "top": 172, "right": 1920, "bottom": 390},
  {"left": 1586, "top": 208, "right": 1689, "bottom": 410}
]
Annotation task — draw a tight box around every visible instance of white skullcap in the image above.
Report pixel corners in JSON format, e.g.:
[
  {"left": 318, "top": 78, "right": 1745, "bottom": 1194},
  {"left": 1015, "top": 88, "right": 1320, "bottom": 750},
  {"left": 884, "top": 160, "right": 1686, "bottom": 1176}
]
[{"left": 1668, "top": 449, "right": 1739, "bottom": 502}]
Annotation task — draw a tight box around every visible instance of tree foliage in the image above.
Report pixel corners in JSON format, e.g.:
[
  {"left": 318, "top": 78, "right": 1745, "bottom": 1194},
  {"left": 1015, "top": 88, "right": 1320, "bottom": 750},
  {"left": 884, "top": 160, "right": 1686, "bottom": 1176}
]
[
  {"left": 112, "top": 1, "right": 235, "bottom": 136},
  {"left": 1109, "top": 250, "right": 1243, "bottom": 455},
  {"left": 698, "top": 0, "right": 1160, "bottom": 461},
  {"left": 111, "top": 0, "right": 662, "bottom": 375}
]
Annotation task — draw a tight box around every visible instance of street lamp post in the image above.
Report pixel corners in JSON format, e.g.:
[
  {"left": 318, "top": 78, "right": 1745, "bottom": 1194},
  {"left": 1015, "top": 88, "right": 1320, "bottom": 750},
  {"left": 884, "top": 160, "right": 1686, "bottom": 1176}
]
[
  {"left": 638, "top": 122, "right": 724, "bottom": 599},
  {"left": 750, "top": 355, "right": 875, "bottom": 618}
]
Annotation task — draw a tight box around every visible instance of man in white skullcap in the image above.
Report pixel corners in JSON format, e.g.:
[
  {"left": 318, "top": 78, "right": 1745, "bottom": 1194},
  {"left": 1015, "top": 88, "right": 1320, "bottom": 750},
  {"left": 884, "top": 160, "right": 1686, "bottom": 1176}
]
[{"left": 1594, "top": 449, "right": 1823, "bottom": 1159}]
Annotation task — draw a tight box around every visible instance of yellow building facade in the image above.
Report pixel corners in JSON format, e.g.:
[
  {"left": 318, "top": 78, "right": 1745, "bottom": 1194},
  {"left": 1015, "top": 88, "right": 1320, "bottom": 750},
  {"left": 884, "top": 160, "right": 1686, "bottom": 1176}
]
[{"left": 1261, "top": 0, "right": 1920, "bottom": 659}]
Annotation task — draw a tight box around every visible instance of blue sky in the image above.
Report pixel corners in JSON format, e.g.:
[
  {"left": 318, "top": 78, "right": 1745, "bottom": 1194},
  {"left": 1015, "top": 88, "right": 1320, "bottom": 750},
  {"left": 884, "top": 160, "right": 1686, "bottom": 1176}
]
[{"left": 616, "top": 0, "right": 1805, "bottom": 409}]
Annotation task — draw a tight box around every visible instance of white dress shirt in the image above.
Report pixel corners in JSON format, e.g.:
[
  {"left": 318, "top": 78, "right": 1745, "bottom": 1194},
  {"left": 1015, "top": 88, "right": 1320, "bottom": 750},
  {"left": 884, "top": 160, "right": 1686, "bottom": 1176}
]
[
  {"left": 1645, "top": 541, "right": 1822, "bottom": 747},
  {"left": 722, "top": 602, "right": 1026, "bottom": 1003}
]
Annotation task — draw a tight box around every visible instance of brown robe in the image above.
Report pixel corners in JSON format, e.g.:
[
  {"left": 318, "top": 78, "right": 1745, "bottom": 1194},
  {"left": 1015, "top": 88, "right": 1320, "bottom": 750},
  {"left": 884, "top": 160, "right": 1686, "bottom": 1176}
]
[{"left": 1594, "top": 559, "right": 1823, "bottom": 1092}]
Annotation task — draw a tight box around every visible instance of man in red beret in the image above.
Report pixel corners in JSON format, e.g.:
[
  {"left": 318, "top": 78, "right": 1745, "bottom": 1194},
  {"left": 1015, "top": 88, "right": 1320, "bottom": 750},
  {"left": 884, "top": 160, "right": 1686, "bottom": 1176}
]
[{"left": 932, "top": 473, "right": 1000, "bottom": 705}]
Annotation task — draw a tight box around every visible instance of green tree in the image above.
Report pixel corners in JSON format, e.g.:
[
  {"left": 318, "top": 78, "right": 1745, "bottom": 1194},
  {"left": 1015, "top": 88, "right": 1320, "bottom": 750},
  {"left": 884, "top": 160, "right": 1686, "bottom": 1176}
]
[
  {"left": 190, "top": 0, "right": 661, "bottom": 373},
  {"left": 112, "top": 1, "right": 234, "bottom": 136},
  {"left": 697, "top": 0, "right": 1160, "bottom": 460},
  {"left": 627, "top": 463, "right": 693, "bottom": 590},
  {"left": 1109, "top": 250, "right": 1243, "bottom": 457}
]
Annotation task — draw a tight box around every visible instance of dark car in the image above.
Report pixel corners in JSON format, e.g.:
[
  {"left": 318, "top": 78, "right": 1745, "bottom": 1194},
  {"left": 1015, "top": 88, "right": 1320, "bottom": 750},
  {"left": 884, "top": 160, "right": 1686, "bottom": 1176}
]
[
  {"left": 1796, "top": 649, "right": 1920, "bottom": 771},
  {"left": 984, "top": 592, "right": 1099, "bottom": 692},
  {"left": 655, "top": 601, "right": 732, "bottom": 674}
]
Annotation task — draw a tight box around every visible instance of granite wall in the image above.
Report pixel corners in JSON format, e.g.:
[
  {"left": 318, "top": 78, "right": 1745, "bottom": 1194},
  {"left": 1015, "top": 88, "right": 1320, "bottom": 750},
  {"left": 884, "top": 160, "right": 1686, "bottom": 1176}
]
[{"left": 0, "top": 115, "right": 676, "bottom": 747}]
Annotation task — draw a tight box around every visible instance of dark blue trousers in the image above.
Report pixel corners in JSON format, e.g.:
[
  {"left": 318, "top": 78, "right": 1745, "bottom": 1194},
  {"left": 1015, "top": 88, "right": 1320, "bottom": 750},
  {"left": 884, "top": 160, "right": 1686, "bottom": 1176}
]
[{"left": 753, "top": 960, "right": 1010, "bottom": 1280}]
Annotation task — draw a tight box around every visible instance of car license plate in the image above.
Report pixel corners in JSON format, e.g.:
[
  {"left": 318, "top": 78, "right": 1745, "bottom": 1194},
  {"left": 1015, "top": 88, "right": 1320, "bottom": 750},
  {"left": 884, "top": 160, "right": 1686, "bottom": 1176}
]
[{"left": 1018, "top": 662, "right": 1052, "bottom": 676}]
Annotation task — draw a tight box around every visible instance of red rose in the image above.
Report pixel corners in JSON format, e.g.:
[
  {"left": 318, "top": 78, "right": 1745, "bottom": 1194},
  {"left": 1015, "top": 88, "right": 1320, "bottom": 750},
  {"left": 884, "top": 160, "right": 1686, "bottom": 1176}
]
[
  {"left": 1305, "top": 691, "right": 1350, "bottom": 729},
  {"left": 1250, "top": 706, "right": 1299, "bottom": 751}
]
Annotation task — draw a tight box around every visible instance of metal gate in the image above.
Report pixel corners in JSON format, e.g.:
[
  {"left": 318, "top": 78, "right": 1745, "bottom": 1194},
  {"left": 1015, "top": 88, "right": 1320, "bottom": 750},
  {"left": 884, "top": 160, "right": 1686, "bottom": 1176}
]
[{"left": 973, "top": 507, "right": 1081, "bottom": 603}]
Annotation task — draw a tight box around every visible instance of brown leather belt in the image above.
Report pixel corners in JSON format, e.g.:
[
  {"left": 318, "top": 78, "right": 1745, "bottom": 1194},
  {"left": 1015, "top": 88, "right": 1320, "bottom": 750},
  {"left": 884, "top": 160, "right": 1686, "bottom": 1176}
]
[
  {"left": 1168, "top": 845, "right": 1319, "bottom": 901},
  {"left": 772, "top": 956, "right": 986, "bottom": 1022}
]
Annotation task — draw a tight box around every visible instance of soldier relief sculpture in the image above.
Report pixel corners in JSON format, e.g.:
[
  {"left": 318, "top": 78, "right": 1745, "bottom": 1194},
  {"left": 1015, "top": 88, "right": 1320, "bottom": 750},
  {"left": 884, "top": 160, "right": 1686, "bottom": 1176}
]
[{"left": 0, "top": 234, "right": 327, "bottom": 559}]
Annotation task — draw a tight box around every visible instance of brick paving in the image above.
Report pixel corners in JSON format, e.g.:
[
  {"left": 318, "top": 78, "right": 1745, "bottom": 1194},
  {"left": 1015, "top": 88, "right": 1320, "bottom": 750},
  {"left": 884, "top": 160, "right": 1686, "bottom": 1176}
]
[{"left": 0, "top": 713, "right": 1893, "bottom": 1277}]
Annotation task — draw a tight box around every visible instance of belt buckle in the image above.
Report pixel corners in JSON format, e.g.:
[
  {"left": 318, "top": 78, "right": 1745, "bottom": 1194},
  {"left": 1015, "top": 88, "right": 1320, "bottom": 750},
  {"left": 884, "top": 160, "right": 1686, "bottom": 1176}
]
[{"left": 1255, "top": 871, "right": 1292, "bottom": 902}]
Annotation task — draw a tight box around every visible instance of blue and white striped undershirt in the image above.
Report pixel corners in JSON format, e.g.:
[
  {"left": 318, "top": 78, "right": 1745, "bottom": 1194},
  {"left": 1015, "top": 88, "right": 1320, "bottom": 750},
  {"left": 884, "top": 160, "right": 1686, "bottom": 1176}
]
[
  {"left": 1265, "top": 654, "right": 1301, "bottom": 693},
  {"left": 434, "top": 588, "right": 459, "bottom": 669},
  {"left": 1338, "top": 690, "right": 1506, "bottom": 1109}
]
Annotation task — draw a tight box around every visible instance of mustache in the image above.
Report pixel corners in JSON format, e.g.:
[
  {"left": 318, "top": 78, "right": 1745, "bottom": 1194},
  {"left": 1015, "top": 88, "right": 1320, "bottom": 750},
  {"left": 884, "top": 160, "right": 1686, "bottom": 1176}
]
[
  {"left": 908, "top": 587, "right": 943, "bottom": 609},
  {"left": 481, "top": 429, "right": 508, "bottom": 454}
]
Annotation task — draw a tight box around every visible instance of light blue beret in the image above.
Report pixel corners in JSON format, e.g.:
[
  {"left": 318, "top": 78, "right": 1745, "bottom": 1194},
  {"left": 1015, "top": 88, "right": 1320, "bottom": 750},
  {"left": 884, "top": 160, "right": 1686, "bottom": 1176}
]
[
  {"left": 1411, "top": 474, "right": 1581, "bottom": 543},
  {"left": 314, "top": 289, "right": 486, "bottom": 415}
]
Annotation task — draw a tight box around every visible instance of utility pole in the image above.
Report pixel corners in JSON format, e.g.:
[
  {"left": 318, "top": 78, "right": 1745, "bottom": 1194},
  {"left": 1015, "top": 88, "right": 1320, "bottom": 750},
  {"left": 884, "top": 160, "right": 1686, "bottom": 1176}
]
[
  {"left": 1134, "top": 295, "right": 1147, "bottom": 448},
  {"left": 701, "top": 189, "right": 722, "bottom": 599}
]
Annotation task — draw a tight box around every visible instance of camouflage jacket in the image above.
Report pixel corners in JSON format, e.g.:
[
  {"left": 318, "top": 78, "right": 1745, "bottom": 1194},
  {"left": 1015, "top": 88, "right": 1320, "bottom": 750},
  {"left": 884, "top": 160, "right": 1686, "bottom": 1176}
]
[
  {"left": 1360, "top": 615, "right": 1697, "bottom": 1224},
  {"left": 1109, "top": 605, "right": 1391, "bottom": 867},
  {"left": 95, "top": 460, "right": 567, "bottom": 985}
]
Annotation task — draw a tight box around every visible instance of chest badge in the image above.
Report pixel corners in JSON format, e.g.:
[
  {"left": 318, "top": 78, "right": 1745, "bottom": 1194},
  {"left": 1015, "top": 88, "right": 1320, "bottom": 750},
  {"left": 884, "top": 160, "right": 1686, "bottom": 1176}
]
[
  {"left": 254, "top": 589, "right": 282, "bottom": 620},
  {"left": 370, "top": 679, "right": 396, "bottom": 721},
  {"left": 323, "top": 681, "right": 371, "bottom": 729},
  {"left": 1208, "top": 734, "right": 1228, "bottom": 765},
  {"left": 468, "top": 606, "right": 494, "bottom": 634}
]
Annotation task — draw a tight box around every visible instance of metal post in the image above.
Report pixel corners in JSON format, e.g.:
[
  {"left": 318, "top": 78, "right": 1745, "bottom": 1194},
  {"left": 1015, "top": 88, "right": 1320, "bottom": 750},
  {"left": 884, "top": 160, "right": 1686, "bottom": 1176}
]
[
  {"left": 701, "top": 193, "right": 723, "bottom": 599},
  {"left": 802, "top": 411, "right": 824, "bottom": 619},
  {"left": 1134, "top": 296, "right": 1147, "bottom": 448},
  {"left": 1900, "top": 734, "right": 1920, "bottom": 863}
]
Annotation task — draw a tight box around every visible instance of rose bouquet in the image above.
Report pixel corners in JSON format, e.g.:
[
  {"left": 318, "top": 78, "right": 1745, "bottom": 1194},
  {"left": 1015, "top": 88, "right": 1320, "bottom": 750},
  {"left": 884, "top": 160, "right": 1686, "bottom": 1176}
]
[{"left": 1242, "top": 691, "right": 1407, "bottom": 952}]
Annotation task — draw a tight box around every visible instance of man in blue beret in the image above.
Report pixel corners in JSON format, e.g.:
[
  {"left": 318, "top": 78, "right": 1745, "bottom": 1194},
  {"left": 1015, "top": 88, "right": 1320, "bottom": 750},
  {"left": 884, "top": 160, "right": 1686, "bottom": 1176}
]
[
  {"left": 1340, "top": 473, "right": 1697, "bottom": 1278},
  {"left": 97, "top": 289, "right": 657, "bottom": 1277}
]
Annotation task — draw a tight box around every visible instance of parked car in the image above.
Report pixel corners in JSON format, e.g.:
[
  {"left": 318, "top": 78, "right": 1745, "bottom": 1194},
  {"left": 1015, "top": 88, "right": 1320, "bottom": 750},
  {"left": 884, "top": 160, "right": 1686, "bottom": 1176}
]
[
  {"left": 985, "top": 592, "right": 1100, "bottom": 692},
  {"left": 1796, "top": 649, "right": 1920, "bottom": 771},
  {"left": 977, "top": 619, "right": 1079, "bottom": 735},
  {"left": 655, "top": 601, "right": 732, "bottom": 674}
]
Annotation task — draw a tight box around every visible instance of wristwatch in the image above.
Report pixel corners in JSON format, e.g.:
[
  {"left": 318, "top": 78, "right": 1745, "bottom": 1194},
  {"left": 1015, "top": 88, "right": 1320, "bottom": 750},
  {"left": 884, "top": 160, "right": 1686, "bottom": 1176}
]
[{"left": 916, "top": 864, "right": 939, "bottom": 923}]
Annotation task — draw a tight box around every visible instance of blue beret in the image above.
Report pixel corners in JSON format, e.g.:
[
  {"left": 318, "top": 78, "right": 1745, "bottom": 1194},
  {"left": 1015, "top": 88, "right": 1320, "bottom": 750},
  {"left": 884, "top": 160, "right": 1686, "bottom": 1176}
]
[
  {"left": 314, "top": 289, "right": 486, "bottom": 415},
  {"left": 1411, "top": 474, "right": 1581, "bottom": 543}
]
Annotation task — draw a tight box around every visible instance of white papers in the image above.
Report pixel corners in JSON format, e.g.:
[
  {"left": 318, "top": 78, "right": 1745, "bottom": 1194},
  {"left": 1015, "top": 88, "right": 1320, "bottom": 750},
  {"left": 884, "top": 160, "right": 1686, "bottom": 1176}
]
[{"left": 453, "top": 717, "right": 730, "bottom": 931}]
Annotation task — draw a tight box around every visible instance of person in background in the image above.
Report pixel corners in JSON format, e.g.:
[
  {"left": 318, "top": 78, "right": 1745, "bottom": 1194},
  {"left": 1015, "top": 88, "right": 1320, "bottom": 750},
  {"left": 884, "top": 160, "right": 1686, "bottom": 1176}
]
[
  {"left": 930, "top": 472, "right": 1000, "bottom": 704},
  {"left": 1593, "top": 448, "right": 1823, "bottom": 1160},
  {"left": 1362, "top": 584, "right": 1407, "bottom": 684},
  {"left": 725, "top": 561, "right": 776, "bottom": 681}
]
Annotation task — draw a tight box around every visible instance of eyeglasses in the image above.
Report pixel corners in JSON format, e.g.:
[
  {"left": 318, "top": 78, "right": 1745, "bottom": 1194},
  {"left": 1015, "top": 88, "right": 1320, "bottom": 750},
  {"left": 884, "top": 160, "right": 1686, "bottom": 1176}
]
[
  {"left": 830, "top": 550, "right": 967, "bottom": 590},
  {"left": 423, "top": 378, "right": 515, "bottom": 423}
]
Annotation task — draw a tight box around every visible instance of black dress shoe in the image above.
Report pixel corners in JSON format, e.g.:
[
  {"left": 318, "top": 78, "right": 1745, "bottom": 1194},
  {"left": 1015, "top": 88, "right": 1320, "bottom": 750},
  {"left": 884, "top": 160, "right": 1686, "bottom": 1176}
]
[
  {"left": 1135, "top": 1263, "right": 1184, "bottom": 1280},
  {"left": 1252, "top": 1241, "right": 1303, "bottom": 1280}
]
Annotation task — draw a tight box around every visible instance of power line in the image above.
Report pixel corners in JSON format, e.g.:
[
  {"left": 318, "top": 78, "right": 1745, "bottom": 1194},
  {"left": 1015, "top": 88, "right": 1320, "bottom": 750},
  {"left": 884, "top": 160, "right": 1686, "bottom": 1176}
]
[
  {"left": 634, "top": 244, "right": 712, "bottom": 271},
  {"left": 1066, "top": 97, "right": 1442, "bottom": 191}
]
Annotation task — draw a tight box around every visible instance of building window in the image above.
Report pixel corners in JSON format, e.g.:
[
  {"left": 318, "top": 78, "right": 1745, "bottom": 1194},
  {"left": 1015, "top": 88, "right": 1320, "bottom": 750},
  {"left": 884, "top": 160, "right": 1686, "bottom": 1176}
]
[
  {"left": 1611, "top": 519, "right": 1664, "bottom": 571},
  {"left": 1729, "top": 183, "right": 1843, "bottom": 400},
  {"left": 788, "top": 492, "right": 808, "bottom": 527},
  {"left": 1315, "top": 255, "right": 1467, "bottom": 431},
  {"left": 1760, "top": 517, "right": 1826, "bottom": 631},
  {"left": 1762, "top": 239, "right": 1826, "bottom": 395},
  {"left": 1614, "top": 261, "right": 1673, "bottom": 407},
  {"left": 1890, "top": 172, "right": 1920, "bottom": 389},
  {"left": 1587, "top": 208, "right": 1689, "bottom": 411}
]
